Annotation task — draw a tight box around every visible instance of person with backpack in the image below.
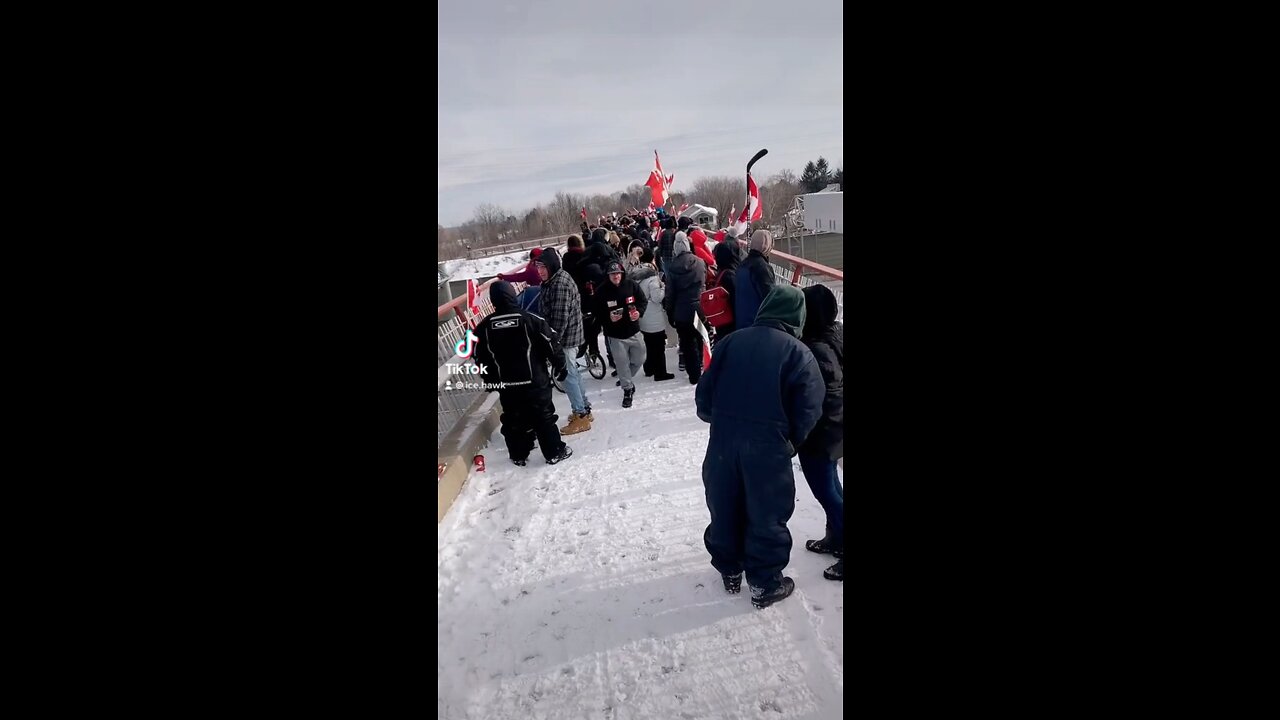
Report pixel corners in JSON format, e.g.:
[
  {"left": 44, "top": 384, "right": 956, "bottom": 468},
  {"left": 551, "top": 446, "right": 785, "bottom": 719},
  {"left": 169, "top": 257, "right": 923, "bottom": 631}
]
[
  {"left": 472, "top": 281, "right": 573, "bottom": 466},
  {"left": 797, "top": 285, "right": 844, "bottom": 581},
  {"left": 694, "top": 284, "right": 825, "bottom": 607},
  {"left": 706, "top": 242, "right": 742, "bottom": 340},
  {"left": 663, "top": 232, "right": 709, "bottom": 384}
]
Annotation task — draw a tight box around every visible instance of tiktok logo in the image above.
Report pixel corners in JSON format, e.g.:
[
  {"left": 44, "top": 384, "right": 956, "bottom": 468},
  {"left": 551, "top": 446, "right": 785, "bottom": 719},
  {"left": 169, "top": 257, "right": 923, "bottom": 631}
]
[{"left": 455, "top": 330, "right": 479, "bottom": 358}]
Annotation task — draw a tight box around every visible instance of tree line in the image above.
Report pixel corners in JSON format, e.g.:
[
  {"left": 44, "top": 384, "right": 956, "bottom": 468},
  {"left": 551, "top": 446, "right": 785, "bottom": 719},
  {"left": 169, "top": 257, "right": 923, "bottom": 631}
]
[{"left": 439, "top": 156, "right": 842, "bottom": 260}]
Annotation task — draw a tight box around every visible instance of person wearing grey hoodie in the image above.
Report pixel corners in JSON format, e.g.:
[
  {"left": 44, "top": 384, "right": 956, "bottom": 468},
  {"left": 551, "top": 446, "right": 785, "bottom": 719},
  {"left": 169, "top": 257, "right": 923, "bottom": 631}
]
[
  {"left": 694, "top": 284, "right": 825, "bottom": 608},
  {"left": 662, "top": 232, "right": 709, "bottom": 384},
  {"left": 630, "top": 249, "right": 675, "bottom": 381}
]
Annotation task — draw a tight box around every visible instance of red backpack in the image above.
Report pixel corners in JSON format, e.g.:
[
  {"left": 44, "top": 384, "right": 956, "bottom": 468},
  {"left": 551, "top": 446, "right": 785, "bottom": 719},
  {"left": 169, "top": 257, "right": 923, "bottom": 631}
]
[{"left": 700, "top": 278, "right": 734, "bottom": 327}]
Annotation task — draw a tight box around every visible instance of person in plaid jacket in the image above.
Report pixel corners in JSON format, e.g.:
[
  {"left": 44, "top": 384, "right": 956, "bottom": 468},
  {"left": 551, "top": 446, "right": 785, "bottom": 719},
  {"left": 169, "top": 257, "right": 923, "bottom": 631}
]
[{"left": 536, "top": 248, "right": 592, "bottom": 435}]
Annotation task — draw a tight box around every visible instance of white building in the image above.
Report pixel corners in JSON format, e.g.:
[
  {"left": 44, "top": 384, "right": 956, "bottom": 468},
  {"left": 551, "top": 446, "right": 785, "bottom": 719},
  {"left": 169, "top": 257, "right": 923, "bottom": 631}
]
[
  {"left": 678, "top": 203, "right": 718, "bottom": 230},
  {"left": 799, "top": 187, "right": 842, "bottom": 234}
]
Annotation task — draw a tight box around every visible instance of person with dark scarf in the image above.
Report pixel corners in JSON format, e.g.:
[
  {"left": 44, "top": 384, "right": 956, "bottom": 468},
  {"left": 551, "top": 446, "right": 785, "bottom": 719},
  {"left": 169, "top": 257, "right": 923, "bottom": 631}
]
[
  {"left": 797, "top": 285, "right": 844, "bottom": 581},
  {"left": 471, "top": 281, "right": 573, "bottom": 466},
  {"left": 694, "top": 284, "right": 825, "bottom": 607},
  {"left": 710, "top": 241, "right": 743, "bottom": 339}
]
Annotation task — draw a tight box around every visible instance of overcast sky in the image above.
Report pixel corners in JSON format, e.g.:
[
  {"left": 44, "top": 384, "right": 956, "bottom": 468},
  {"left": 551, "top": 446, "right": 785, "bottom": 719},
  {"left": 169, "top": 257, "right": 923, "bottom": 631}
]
[{"left": 437, "top": 0, "right": 843, "bottom": 227}]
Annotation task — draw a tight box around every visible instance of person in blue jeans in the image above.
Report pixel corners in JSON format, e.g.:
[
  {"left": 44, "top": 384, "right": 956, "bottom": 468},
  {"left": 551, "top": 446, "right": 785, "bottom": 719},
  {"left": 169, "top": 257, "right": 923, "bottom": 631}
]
[
  {"left": 798, "top": 285, "right": 844, "bottom": 581},
  {"left": 534, "top": 249, "right": 593, "bottom": 435}
]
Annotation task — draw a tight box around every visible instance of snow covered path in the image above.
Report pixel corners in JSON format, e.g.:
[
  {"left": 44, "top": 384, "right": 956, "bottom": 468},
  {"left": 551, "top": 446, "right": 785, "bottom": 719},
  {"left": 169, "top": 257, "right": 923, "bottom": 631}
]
[{"left": 438, "top": 345, "right": 844, "bottom": 720}]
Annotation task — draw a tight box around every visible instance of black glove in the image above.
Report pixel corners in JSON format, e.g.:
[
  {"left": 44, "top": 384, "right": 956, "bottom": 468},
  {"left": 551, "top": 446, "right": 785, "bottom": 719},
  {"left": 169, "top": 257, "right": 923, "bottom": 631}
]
[
  {"left": 555, "top": 366, "right": 568, "bottom": 382},
  {"left": 576, "top": 344, "right": 588, "bottom": 358}
]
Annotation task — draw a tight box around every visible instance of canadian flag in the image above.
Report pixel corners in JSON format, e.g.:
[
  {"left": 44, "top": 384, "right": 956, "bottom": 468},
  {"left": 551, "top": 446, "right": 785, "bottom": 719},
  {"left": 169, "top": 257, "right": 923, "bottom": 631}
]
[
  {"left": 730, "top": 174, "right": 763, "bottom": 237},
  {"left": 694, "top": 316, "right": 713, "bottom": 371},
  {"left": 677, "top": 202, "right": 690, "bottom": 214},
  {"left": 466, "top": 279, "right": 481, "bottom": 328},
  {"left": 580, "top": 207, "right": 587, "bottom": 221},
  {"left": 645, "top": 150, "right": 674, "bottom": 206}
]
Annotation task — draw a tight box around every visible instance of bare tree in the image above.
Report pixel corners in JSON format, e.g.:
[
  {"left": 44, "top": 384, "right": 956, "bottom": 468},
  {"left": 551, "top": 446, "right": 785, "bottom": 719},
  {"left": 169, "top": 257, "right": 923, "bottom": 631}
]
[
  {"left": 549, "top": 191, "right": 585, "bottom": 233},
  {"left": 687, "top": 176, "right": 745, "bottom": 224},
  {"left": 472, "top": 203, "right": 507, "bottom": 247}
]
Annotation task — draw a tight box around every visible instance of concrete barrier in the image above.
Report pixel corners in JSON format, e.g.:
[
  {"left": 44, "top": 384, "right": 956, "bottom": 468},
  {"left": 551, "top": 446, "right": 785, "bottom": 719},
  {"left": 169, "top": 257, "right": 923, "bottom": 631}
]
[{"left": 438, "top": 392, "right": 502, "bottom": 523}]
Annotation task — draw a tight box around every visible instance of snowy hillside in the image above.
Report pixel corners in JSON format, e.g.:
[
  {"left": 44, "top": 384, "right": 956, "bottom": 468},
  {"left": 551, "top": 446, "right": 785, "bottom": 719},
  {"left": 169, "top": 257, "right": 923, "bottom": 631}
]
[
  {"left": 438, "top": 343, "right": 844, "bottom": 720},
  {"left": 442, "top": 246, "right": 568, "bottom": 282}
]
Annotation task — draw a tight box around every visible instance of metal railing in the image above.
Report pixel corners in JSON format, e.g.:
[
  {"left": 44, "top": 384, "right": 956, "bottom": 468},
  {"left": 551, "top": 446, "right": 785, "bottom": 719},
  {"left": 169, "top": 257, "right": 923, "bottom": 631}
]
[
  {"left": 466, "top": 234, "right": 571, "bottom": 259},
  {"left": 438, "top": 274, "right": 530, "bottom": 443},
  {"left": 768, "top": 250, "right": 844, "bottom": 323}
]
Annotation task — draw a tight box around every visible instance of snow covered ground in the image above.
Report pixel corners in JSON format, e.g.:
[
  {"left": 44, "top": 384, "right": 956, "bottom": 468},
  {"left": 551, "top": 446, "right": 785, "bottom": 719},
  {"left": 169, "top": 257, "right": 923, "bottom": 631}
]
[
  {"left": 442, "top": 246, "right": 568, "bottom": 282},
  {"left": 438, "top": 344, "right": 845, "bottom": 720}
]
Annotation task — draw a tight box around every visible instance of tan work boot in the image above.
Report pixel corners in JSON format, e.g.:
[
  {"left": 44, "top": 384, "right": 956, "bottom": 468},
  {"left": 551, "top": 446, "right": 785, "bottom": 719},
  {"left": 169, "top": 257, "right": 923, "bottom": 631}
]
[{"left": 560, "top": 412, "right": 592, "bottom": 435}]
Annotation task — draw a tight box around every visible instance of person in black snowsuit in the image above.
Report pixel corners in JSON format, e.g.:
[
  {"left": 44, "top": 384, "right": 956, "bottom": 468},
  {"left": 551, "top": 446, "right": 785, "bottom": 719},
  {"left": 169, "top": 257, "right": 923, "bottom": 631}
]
[
  {"left": 472, "top": 281, "right": 573, "bottom": 466},
  {"left": 798, "top": 285, "right": 844, "bottom": 581},
  {"left": 694, "top": 284, "right": 825, "bottom": 607},
  {"left": 656, "top": 216, "right": 677, "bottom": 277}
]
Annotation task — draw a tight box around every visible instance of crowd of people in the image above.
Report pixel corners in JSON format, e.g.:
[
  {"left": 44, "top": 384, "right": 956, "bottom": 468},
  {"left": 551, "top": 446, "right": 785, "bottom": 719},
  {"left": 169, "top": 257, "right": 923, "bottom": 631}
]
[{"left": 472, "top": 206, "right": 844, "bottom": 607}]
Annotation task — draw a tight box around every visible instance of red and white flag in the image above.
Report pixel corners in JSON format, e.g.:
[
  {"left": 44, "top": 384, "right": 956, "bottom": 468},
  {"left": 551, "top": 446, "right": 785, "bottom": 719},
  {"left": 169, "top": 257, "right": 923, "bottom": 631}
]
[
  {"left": 645, "top": 150, "right": 673, "bottom": 206},
  {"left": 466, "top": 279, "right": 481, "bottom": 328},
  {"left": 694, "top": 316, "right": 713, "bottom": 371},
  {"left": 580, "top": 207, "right": 587, "bottom": 221},
  {"left": 727, "top": 203, "right": 736, "bottom": 222},
  {"left": 677, "top": 202, "right": 690, "bottom": 214},
  {"left": 647, "top": 201, "right": 655, "bottom": 212},
  {"left": 730, "top": 173, "right": 762, "bottom": 237}
]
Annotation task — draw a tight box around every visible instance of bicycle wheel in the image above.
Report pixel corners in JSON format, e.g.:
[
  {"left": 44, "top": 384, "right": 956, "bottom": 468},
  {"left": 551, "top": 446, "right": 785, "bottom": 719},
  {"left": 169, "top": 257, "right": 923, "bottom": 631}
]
[
  {"left": 549, "top": 361, "right": 566, "bottom": 393},
  {"left": 587, "top": 352, "right": 607, "bottom": 380}
]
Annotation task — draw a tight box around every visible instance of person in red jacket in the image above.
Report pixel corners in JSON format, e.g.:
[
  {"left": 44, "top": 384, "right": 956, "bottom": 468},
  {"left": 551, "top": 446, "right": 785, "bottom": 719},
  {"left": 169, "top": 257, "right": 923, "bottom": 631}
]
[
  {"left": 678, "top": 216, "right": 717, "bottom": 270},
  {"left": 497, "top": 247, "right": 548, "bottom": 312}
]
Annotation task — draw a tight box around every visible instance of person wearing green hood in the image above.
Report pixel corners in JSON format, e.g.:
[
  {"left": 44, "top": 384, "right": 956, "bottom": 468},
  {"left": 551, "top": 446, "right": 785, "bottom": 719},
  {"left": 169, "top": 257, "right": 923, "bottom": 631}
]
[{"left": 694, "top": 284, "right": 825, "bottom": 608}]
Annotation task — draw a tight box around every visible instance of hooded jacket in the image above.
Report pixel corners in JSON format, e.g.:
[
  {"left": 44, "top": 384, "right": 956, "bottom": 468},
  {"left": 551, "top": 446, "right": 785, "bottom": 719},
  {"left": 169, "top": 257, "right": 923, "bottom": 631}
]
[
  {"left": 735, "top": 230, "right": 776, "bottom": 329},
  {"left": 663, "top": 232, "right": 707, "bottom": 324},
  {"left": 583, "top": 227, "right": 620, "bottom": 271},
  {"left": 592, "top": 264, "right": 648, "bottom": 339},
  {"left": 694, "top": 284, "right": 825, "bottom": 452},
  {"left": 630, "top": 264, "right": 669, "bottom": 333},
  {"left": 473, "top": 281, "right": 565, "bottom": 392},
  {"left": 710, "top": 242, "right": 742, "bottom": 333},
  {"left": 496, "top": 248, "right": 545, "bottom": 286},
  {"left": 535, "top": 248, "right": 584, "bottom": 348},
  {"left": 799, "top": 285, "right": 844, "bottom": 459}
]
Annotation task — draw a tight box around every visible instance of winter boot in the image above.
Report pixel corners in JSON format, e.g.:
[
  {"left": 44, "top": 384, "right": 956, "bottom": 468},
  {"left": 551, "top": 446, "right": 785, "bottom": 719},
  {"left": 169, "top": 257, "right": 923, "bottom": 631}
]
[
  {"left": 622, "top": 387, "right": 635, "bottom": 408},
  {"left": 722, "top": 573, "right": 742, "bottom": 594},
  {"left": 561, "top": 413, "right": 592, "bottom": 436},
  {"left": 512, "top": 458, "right": 527, "bottom": 467},
  {"left": 750, "top": 577, "right": 795, "bottom": 609},
  {"left": 823, "top": 559, "right": 843, "bottom": 581},
  {"left": 654, "top": 373, "right": 674, "bottom": 381},
  {"left": 547, "top": 445, "right": 573, "bottom": 465}
]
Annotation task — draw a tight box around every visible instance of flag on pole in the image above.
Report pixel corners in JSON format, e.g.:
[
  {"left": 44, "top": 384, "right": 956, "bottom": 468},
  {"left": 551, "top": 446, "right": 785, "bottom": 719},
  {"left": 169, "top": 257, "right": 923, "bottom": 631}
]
[
  {"left": 677, "top": 202, "right": 690, "bottom": 214},
  {"left": 466, "top": 279, "right": 481, "bottom": 328},
  {"left": 694, "top": 316, "right": 713, "bottom": 371},
  {"left": 730, "top": 174, "right": 763, "bottom": 236},
  {"left": 580, "top": 207, "right": 587, "bottom": 221},
  {"left": 645, "top": 150, "right": 673, "bottom": 206}
]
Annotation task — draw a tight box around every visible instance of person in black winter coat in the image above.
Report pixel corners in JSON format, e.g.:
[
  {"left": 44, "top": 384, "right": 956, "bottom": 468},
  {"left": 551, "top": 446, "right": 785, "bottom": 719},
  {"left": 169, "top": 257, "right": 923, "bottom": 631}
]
[
  {"left": 578, "top": 261, "right": 613, "bottom": 368},
  {"left": 798, "top": 285, "right": 844, "bottom": 581},
  {"left": 583, "top": 227, "right": 620, "bottom": 271},
  {"left": 593, "top": 261, "right": 649, "bottom": 407},
  {"left": 662, "top": 232, "right": 708, "bottom": 384},
  {"left": 695, "top": 284, "right": 826, "bottom": 607},
  {"left": 472, "top": 281, "right": 573, "bottom": 466},
  {"left": 734, "top": 230, "right": 777, "bottom": 329},
  {"left": 710, "top": 241, "right": 742, "bottom": 339},
  {"left": 656, "top": 216, "right": 677, "bottom": 276}
]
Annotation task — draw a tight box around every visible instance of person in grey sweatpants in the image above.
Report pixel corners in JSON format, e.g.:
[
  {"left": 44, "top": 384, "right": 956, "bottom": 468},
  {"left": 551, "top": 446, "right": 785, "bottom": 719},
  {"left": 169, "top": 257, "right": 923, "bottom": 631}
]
[{"left": 593, "top": 261, "right": 648, "bottom": 408}]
